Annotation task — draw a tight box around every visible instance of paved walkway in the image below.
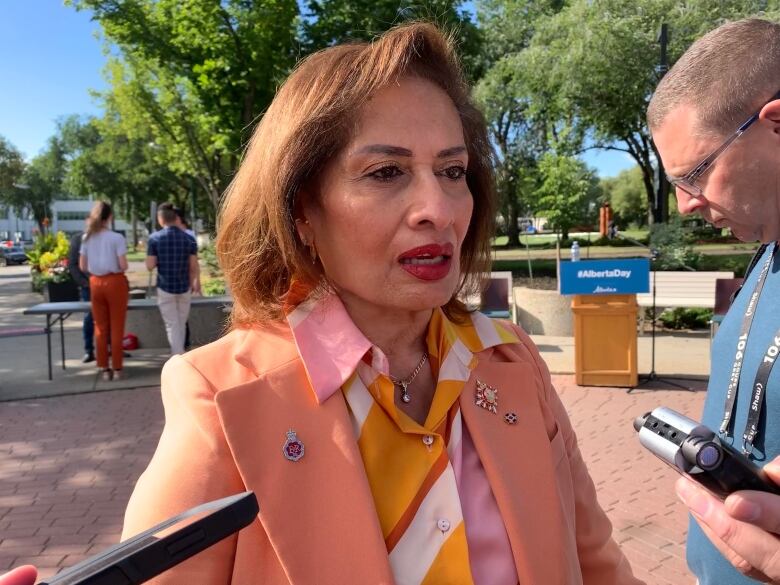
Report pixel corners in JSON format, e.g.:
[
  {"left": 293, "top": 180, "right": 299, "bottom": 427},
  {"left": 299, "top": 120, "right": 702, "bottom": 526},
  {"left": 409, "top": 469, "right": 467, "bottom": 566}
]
[
  {"left": 0, "top": 379, "right": 704, "bottom": 583},
  {"left": 0, "top": 261, "right": 707, "bottom": 583}
]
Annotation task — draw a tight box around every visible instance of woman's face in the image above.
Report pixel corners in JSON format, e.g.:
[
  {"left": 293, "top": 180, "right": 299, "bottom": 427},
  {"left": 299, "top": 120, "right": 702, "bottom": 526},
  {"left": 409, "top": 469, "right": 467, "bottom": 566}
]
[{"left": 300, "top": 76, "right": 474, "bottom": 316}]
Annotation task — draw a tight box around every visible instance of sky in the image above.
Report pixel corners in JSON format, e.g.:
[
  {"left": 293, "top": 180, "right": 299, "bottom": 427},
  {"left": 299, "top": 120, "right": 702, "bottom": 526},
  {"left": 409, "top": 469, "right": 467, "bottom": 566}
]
[{"left": 0, "top": 0, "right": 636, "bottom": 178}]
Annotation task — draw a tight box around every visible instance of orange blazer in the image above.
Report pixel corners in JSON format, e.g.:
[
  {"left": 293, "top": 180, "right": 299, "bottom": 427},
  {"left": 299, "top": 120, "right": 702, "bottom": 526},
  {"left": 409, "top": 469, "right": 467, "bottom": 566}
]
[{"left": 122, "top": 321, "right": 643, "bottom": 585}]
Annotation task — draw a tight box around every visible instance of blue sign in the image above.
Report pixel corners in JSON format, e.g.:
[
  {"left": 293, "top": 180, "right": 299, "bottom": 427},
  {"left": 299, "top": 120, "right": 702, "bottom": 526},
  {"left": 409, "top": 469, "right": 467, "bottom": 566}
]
[{"left": 559, "top": 258, "right": 650, "bottom": 295}]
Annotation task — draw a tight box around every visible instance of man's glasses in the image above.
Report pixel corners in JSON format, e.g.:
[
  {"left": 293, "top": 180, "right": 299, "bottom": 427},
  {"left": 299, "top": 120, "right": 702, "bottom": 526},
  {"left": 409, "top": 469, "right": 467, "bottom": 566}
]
[{"left": 665, "top": 90, "right": 780, "bottom": 198}]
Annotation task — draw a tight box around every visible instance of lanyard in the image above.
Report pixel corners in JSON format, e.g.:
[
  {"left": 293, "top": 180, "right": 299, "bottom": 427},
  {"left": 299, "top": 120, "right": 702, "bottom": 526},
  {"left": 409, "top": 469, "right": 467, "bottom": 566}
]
[{"left": 719, "top": 243, "right": 778, "bottom": 455}]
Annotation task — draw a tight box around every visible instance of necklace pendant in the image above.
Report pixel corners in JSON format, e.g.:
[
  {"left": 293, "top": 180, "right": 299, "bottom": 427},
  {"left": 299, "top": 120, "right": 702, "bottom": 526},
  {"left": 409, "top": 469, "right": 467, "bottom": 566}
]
[{"left": 400, "top": 382, "right": 412, "bottom": 403}]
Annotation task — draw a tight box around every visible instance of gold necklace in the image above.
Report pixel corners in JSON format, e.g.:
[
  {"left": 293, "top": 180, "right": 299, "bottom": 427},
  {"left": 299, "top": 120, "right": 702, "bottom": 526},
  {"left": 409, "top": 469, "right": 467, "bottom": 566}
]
[{"left": 389, "top": 352, "right": 428, "bottom": 404}]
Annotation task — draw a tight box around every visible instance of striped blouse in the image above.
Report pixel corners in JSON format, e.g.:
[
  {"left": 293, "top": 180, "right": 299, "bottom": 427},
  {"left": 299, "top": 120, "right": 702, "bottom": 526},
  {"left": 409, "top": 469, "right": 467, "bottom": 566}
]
[{"left": 286, "top": 291, "right": 522, "bottom": 584}]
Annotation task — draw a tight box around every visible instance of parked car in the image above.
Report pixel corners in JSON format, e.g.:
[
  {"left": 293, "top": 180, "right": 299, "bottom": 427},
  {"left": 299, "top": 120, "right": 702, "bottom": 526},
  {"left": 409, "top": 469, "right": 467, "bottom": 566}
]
[{"left": 1, "top": 246, "right": 28, "bottom": 266}]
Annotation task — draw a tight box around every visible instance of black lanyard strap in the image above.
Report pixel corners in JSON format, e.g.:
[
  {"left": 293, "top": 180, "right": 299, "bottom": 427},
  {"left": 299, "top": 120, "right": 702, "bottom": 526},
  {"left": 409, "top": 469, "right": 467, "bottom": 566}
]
[
  {"left": 743, "top": 329, "right": 780, "bottom": 455},
  {"left": 720, "top": 243, "right": 778, "bottom": 439}
]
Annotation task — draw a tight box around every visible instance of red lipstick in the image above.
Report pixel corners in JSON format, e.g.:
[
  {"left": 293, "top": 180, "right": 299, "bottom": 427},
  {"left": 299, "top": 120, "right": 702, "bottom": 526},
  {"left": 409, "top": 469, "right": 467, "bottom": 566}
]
[{"left": 398, "top": 243, "right": 454, "bottom": 281}]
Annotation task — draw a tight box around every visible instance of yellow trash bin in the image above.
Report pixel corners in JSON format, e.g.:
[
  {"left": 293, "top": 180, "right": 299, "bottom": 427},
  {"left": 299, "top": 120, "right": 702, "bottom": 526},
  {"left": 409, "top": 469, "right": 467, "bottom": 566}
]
[{"left": 572, "top": 294, "right": 638, "bottom": 387}]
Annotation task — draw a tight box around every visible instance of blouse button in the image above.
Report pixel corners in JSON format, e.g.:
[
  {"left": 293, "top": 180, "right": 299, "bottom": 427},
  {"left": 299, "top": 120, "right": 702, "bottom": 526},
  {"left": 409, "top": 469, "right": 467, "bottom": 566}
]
[
  {"left": 422, "top": 435, "right": 434, "bottom": 446},
  {"left": 437, "top": 518, "right": 451, "bottom": 533}
]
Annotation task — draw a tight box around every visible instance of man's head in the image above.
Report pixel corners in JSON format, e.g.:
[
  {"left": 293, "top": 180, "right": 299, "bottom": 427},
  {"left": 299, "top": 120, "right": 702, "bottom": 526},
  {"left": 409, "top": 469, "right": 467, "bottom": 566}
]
[
  {"left": 174, "top": 207, "right": 187, "bottom": 229},
  {"left": 157, "top": 202, "right": 178, "bottom": 227},
  {"left": 648, "top": 18, "right": 780, "bottom": 243}
]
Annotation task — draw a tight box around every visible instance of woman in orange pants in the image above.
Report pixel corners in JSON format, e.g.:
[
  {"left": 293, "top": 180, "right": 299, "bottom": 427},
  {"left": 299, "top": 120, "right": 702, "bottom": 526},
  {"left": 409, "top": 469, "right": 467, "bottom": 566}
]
[{"left": 78, "top": 201, "right": 129, "bottom": 380}]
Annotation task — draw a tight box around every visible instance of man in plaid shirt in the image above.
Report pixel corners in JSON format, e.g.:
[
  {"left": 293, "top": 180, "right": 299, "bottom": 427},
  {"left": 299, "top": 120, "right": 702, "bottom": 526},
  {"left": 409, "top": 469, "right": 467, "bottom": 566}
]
[{"left": 145, "top": 203, "right": 201, "bottom": 355}]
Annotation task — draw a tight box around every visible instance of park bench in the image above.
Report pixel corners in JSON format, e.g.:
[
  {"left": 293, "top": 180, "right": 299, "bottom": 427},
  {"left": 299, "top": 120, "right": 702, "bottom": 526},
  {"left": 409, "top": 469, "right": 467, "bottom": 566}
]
[{"left": 635, "top": 270, "right": 734, "bottom": 332}]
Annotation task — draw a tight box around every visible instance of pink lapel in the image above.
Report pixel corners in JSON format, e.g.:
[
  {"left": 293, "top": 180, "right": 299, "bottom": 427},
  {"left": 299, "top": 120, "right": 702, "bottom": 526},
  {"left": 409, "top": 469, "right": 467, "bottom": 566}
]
[
  {"left": 215, "top": 358, "right": 394, "bottom": 585},
  {"left": 461, "top": 357, "right": 569, "bottom": 584}
]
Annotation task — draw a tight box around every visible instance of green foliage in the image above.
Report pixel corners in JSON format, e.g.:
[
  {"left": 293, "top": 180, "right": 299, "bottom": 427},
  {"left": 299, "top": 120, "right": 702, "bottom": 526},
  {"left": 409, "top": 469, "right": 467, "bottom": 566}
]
[
  {"left": 199, "top": 240, "right": 222, "bottom": 278},
  {"left": 203, "top": 278, "right": 227, "bottom": 296},
  {"left": 515, "top": 0, "right": 777, "bottom": 222},
  {"left": 60, "top": 114, "right": 178, "bottom": 239},
  {"left": 0, "top": 135, "right": 25, "bottom": 194},
  {"left": 27, "top": 232, "right": 73, "bottom": 291},
  {"left": 649, "top": 217, "right": 701, "bottom": 270},
  {"left": 695, "top": 253, "right": 754, "bottom": 278},
  {"left": 67, "top": 0, "right": 300, "bottom": 210},
  {"left": 658, "top": 307, "right": 713, "bottom": 330},
  {"left": 19, "top": 136, "right": 68, "bottom": 232},
  {"left": 531, "top": 153, "right": 600, "bottom": 240},
  {"left": 303, "top": 0, "right": 482, "bottom": 78},
  {"left": 600, "top": 166, "right": 649, "bottom": 227}
]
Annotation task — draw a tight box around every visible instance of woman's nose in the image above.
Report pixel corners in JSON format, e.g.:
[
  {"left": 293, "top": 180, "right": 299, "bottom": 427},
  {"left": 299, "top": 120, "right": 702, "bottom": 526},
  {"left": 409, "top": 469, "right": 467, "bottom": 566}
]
[{"left": 407, "top": 174, "right": 456, "bottom": 230}]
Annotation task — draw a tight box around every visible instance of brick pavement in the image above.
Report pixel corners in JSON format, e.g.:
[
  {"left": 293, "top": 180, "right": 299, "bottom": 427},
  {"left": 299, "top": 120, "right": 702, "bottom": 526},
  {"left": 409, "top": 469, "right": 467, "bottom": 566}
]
[{"left": 0, "top": 376, "right": 705, "bottom": 583}]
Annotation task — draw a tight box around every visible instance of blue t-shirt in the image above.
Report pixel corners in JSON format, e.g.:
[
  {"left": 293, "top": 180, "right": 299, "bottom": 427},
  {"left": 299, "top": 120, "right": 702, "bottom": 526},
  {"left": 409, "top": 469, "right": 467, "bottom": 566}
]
[
  {"left": 147, "top": 226, "right": 197, "bottom": 294},
  {"left": 687, "top": 243, "right": 780, "bottom": 584}
]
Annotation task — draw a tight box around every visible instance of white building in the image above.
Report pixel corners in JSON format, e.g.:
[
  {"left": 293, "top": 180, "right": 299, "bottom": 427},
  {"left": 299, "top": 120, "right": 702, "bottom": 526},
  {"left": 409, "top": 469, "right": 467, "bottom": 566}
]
[
  {"left": 0, "top": 206, "right": 34, "bottom": 241},
  {"left": 0, "top": 198, "right": 135, "bottom": 242}
]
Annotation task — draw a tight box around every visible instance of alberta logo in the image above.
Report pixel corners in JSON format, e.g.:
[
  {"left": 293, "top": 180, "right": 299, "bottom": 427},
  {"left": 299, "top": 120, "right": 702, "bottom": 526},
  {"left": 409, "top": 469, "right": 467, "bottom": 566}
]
[{"left": 577, "top": 269, "right": 632, "bottom": 279}]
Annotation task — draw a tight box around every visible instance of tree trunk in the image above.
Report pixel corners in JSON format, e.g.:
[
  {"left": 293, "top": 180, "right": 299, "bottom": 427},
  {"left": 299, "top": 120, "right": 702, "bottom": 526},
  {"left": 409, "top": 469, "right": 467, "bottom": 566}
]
[
  {"left": 506, "top": 192, "right": 521, "bottom": 247},
  {"left": 131, "top": 206, "right": 139, "bottom": 250}
]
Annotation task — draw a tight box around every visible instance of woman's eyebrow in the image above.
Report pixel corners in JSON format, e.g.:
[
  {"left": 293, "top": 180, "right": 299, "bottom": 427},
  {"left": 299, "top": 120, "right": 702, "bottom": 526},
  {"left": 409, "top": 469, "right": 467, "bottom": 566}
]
[
  {"left": 354, "top": 144, "right": 467, "bottom": 158},
  {"left": 355, "top": 145, "right": 413, "bottom": 157}
]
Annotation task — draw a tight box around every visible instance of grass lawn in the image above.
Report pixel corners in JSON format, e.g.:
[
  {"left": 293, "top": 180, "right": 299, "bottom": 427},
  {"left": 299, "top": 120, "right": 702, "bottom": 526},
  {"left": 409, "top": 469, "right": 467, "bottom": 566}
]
[{"left": 126, "top": 250, "right": 146, "bottom": 262}]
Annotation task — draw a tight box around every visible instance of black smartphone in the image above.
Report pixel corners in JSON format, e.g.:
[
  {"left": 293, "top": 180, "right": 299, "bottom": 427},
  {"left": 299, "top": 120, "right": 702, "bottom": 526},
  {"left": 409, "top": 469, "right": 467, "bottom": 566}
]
[
  {"left": 40, "top": 491, "right": 259, "bottom": 585},
  {"left": 634, "top": 407, "right": 780, "bottom": 500}
]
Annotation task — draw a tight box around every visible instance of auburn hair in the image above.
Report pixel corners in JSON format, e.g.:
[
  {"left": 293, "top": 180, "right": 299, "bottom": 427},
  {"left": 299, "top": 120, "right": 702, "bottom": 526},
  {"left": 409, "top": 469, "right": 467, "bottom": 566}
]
[
  {"left": 84, "top": 201, "right": 112, "bottom": 241},
  {"left": 217, "top": 21, "right": 496, "bottom": 327}
]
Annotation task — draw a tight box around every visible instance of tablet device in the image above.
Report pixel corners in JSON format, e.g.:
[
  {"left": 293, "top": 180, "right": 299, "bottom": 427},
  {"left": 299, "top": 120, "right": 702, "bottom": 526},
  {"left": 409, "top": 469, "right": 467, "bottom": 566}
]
[{"left": 40, "top": 491, "right": 259, "bottom": 585}]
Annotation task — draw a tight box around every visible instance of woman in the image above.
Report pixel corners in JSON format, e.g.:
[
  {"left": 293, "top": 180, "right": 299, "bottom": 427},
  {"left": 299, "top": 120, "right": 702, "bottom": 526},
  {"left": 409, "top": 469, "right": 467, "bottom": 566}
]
[
  {"left": 79, "top": 201, "right": 129, "bottom": 381},
  {"left": 114, "top": 23, "right": 639, "bottom": 584},
  {"left": 3, "top": 21, "right": 779, "bottom": 585}
]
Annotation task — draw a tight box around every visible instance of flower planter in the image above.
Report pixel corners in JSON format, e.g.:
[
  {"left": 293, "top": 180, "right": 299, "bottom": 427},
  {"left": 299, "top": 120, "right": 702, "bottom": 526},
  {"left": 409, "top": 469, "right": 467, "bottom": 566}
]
[{"left": 45, "top": 280, "right": 80, "bottom": 303}]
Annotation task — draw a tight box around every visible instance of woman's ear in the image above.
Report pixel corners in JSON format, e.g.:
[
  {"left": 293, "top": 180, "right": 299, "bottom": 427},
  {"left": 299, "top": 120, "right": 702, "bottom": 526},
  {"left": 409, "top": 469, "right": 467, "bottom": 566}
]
[{"left": 294, "top": 218, "right": 314, "bottom": 245}]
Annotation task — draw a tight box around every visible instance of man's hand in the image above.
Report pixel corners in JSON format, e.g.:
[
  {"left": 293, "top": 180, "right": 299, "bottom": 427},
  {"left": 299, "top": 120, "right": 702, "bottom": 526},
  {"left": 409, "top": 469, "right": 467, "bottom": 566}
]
[
  {"left": 192, "top": 278, "right": 202, "bottom": 296},
  {"left": 0, "top": 566, "right": 37, "bottom": 585},
  {"left": 676, "top": 456, "right": 780, "bottom": 583}
]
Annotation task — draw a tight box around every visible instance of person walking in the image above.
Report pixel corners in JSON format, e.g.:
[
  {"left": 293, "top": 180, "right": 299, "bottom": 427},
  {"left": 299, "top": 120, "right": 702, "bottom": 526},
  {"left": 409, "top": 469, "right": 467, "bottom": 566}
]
[
  {"left": 78, "top": 201, "right": 129, "bottom": 381},
  {"left": 174, "top": 207, "right": 197, "bottom": 350},
  {"left": 146, "top": 202, "right": 200, "bottom": 355},
  {"left": 68, "top": 226, "right": 94, "bottom": 363},
  {"left": 648, "top": 18, "right": 780, "bottom": 584}
]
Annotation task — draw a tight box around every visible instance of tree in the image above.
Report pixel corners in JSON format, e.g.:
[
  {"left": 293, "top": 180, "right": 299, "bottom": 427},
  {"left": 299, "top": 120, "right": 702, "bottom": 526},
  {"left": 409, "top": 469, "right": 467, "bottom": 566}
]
[
  {"left": 473, "top": 0, "right": 565, "bottom": 246},
  {"left": 67, "top": 0, "right": 300, "bottom": 210},
  {"left": 0, "top": 136, "right": 25, "bottom": 194},
  {"left": 59, "top": 114, "right": 183, "bottom": 246},
  {"left": 530, "top": 153, "right": 599, "bottom": 241},
  {"left": 600, "top": 166, "right": 648, "bottom": 227},
  {"left": 302, "top": 0, "right": 483, "bottom": 80},
  {"left": 518, "top": 0, "right": 778, "bottom": 224},
  {"left": 18, "top": 137, "right": 67, "bottom": 233}
]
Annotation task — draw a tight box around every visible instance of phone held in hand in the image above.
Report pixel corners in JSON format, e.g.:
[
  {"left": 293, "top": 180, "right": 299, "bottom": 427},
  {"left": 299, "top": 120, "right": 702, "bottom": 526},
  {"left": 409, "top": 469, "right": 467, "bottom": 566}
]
[
  {"left": 40, "top": 492, "right": 258, "bottom": 585},
  {"left": 634, "top": 407, "right": 780, "bottom": 500}
]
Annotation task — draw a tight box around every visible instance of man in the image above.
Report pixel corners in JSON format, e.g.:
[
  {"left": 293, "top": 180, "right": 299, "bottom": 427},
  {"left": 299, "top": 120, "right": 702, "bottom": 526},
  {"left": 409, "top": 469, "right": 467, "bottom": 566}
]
[
  {"left": 68, "top": 228, "right": 94, "bottom": 363},
  {"left": 173, "top": 206, "right": 197, "bottom": 350},
  {"left": 146, "top": 202, "right": 200, "bottom": 355},
  {"left": 648, "top": 18, "right": 780, "bottom": 584}
]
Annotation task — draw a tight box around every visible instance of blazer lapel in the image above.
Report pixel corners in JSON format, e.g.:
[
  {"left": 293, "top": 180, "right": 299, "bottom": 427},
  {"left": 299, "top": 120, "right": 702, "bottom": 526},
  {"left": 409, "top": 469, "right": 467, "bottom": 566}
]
[
  {"left": 216, "top": 358, "right": 394, "bottom": 585},
  {"left": 461, "top": 358, "right": 568, "bottom": 585}
]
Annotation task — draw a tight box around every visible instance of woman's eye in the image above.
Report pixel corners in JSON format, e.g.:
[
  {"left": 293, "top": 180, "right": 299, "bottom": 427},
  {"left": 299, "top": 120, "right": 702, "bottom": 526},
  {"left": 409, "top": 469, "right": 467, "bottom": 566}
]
[
  {"left": 440, "top": 165, "right": 467, "bottom": 181},
  {"left": 369, "top": 165, "right": 403, "bottom": 182}
]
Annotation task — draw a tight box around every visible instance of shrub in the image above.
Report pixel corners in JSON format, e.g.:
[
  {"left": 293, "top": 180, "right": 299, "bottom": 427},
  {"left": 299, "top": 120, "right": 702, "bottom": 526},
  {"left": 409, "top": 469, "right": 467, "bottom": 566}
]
[
  {"left": 649, "top": 218, "right": 701, "bottom": 270},
  {"left": 27, "top": 232, "right": 72, "bottom": 292},
  {"left": 658, "top": 307, "right": 713, "bottom": 330}
]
